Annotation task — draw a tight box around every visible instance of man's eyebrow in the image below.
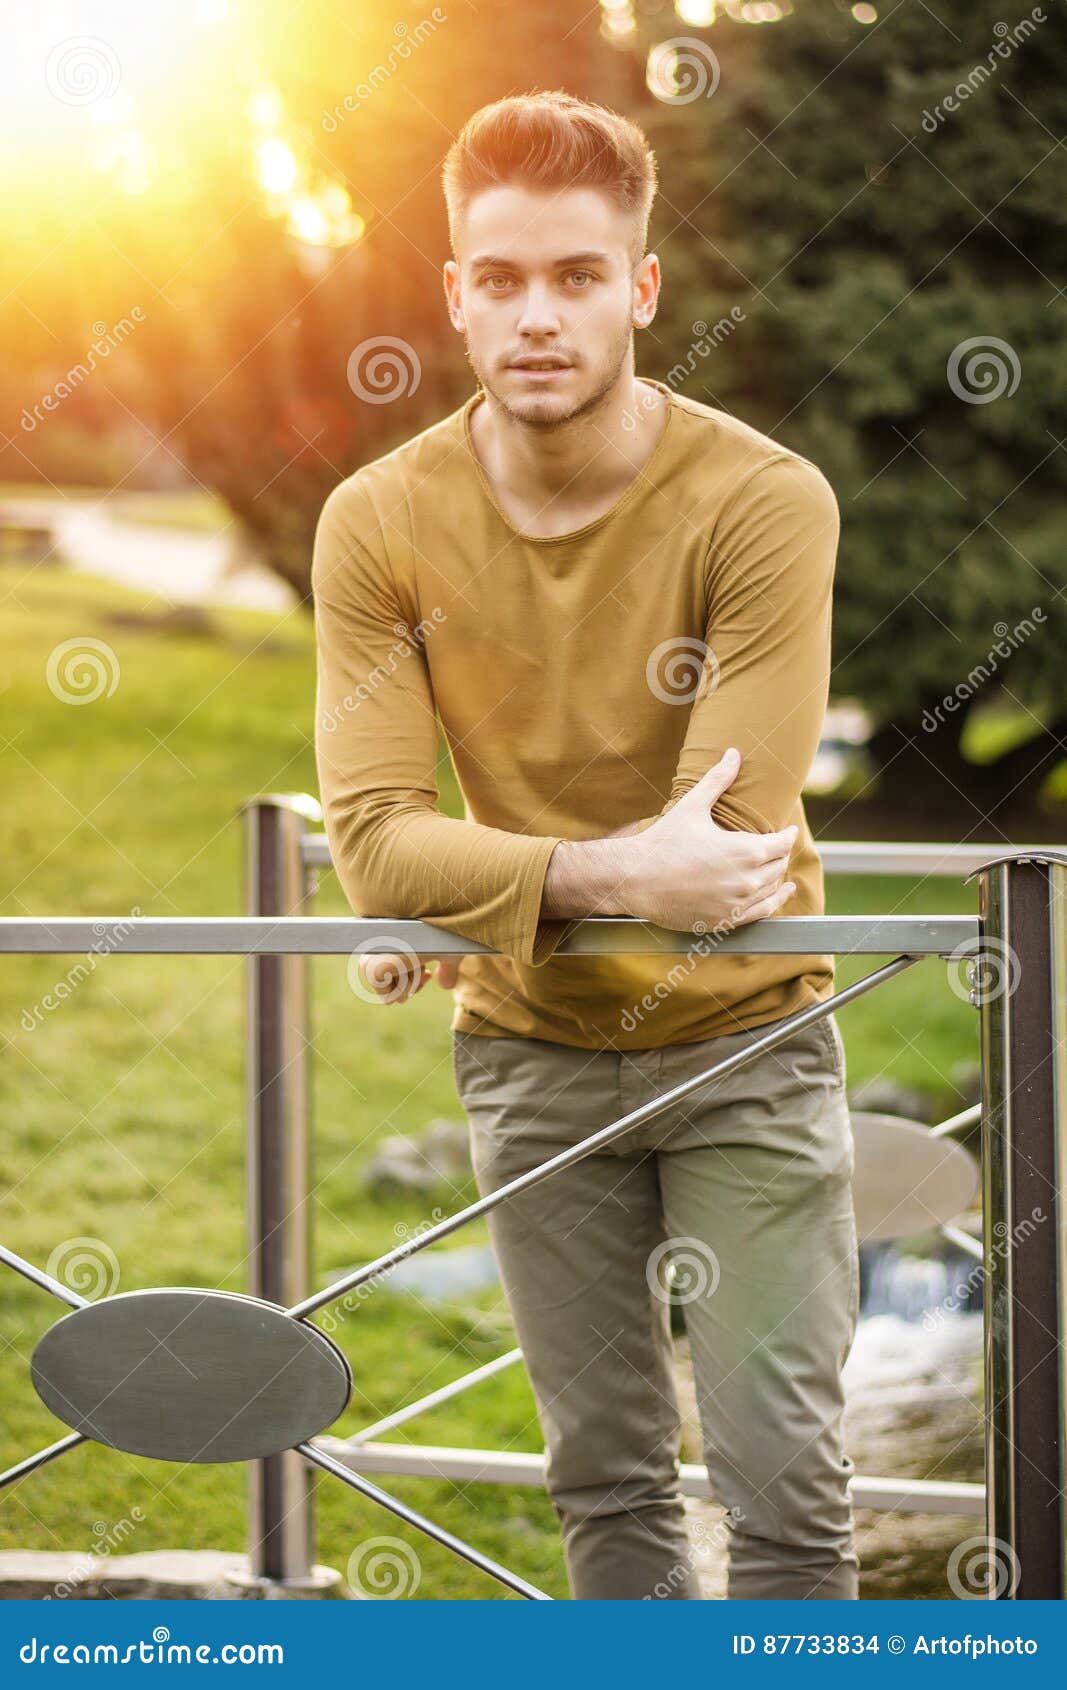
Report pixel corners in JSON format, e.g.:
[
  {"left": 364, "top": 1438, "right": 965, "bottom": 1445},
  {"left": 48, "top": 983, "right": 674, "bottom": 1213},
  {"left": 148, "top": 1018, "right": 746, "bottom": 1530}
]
[{"left": 469, "top": 250, "right": 614, "bottom": 271}]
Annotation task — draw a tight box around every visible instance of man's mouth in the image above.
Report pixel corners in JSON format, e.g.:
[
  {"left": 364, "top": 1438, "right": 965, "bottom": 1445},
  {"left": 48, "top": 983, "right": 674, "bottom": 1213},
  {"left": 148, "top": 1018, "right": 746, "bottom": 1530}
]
[{"left": 509, "top": 357, "right": 573, "bottom": 371}]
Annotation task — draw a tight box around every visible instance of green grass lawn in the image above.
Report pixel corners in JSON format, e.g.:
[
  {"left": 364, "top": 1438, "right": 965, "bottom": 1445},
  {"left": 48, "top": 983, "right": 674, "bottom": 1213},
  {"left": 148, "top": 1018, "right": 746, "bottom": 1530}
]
[{"left": 0, "top": 567, "right": 982, "bottom": 1599}]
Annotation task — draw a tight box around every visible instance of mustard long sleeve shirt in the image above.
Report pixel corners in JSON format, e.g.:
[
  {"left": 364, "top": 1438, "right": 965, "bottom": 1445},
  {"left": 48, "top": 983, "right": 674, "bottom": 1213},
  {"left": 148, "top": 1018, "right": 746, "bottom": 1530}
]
[{"left": 312, "top": 377, "right": 840, "bottom": 1049}]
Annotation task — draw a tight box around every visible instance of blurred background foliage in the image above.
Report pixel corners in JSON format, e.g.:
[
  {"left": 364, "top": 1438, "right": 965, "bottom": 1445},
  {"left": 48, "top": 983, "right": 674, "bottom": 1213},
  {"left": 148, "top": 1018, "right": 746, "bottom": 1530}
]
[
  {"left": 3, "top": 0, "right": 1064, "bottom": 823},
  {"left": 2, "top": 0, "right": 1058, "bottom": 1601}
]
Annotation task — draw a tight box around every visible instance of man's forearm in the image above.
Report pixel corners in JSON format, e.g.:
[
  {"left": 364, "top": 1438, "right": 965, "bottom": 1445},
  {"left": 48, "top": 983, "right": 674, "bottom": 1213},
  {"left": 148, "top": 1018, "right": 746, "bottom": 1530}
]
[{"left": 541, "top": 835, "right": 640, "bottom": 921}]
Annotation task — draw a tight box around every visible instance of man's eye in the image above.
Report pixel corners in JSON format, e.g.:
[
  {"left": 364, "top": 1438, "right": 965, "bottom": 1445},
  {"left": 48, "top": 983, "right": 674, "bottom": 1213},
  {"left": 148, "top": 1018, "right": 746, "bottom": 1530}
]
[{"left": 481, "top": 272, "right": 596, "bottom": 289}]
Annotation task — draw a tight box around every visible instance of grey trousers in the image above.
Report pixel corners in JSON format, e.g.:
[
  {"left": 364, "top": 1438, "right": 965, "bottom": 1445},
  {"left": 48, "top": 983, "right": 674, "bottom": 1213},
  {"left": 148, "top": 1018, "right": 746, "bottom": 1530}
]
[{"left": 451, "top": 1008, "right": 861, "bottom": 1601}]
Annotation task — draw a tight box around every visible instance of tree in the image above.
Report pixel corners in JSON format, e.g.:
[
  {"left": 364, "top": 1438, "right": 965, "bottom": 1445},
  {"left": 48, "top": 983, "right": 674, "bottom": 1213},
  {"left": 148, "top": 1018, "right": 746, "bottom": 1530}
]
[
  {"left": 625, "top": 0, "right": 1067, "bottom": 827},
  {"left": 4, "top": 1, "right": 628, "bottom": 595},
  {"left": 136, "top": 0, "right": 630, "bottom": 597}
]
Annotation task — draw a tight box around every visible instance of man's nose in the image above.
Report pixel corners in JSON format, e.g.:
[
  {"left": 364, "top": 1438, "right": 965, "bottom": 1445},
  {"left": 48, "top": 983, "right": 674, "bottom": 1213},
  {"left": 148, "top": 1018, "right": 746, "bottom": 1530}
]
[{"left": 516, "top": 285, "right": 562, "bottom": 335}]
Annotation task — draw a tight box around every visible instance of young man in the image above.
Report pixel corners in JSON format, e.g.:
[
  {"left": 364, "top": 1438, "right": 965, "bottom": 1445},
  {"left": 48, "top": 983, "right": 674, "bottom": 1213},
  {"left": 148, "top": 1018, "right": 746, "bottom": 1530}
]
[{"left": 312, "top": 90, "right": 859, "bottom": 1601}]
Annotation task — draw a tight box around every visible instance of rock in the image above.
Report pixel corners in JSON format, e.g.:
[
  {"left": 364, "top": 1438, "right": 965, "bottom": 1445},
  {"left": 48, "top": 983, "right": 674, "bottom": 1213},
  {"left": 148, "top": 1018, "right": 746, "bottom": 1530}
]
[
  {"left": 847, "top": 1079, "right": 935, "bottom": 1123},
  {"left": 363, "top": 1117, "right": 471, "bottom": 1194},
  {"left": 422, "top": 1116, "right": 472, "bottom": 1179},
  {"left": 0, "top": 1550, "right": 348, "bottom": 1600},
  {"left": 948, "top": 1061, "right": 982, "bottom": 1108},
  {"left": 362, "top": 1134, "right": 427, "bottom": 1193}
]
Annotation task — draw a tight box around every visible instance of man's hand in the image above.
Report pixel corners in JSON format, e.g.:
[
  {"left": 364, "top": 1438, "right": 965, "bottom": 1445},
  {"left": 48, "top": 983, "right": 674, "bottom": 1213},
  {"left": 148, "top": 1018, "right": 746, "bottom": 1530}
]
[
  {"left": 617, "top": 748, "right": 797, "bottom": 933},
  {"left": 542, "top": 749, "right": 799, "bottom": 931},
  {"left": 358, "top": 954, "right": 461, "bottom": 1006}
]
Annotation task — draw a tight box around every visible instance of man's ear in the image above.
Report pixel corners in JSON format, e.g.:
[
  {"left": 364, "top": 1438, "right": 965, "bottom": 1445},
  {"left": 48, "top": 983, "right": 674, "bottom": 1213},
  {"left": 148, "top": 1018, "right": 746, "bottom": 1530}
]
[
  {"left": 443, "top": 260, "right": 465, "bottom": 330},
  {"left": 632, "top": 251, "right": 660, "bottom": 328}
]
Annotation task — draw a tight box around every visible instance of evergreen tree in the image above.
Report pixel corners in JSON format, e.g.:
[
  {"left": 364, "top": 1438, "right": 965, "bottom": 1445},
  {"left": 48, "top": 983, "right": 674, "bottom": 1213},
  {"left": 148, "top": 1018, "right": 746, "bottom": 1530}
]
[{"left": 628, "top": 0, "right": 1066, "bottom": 825}]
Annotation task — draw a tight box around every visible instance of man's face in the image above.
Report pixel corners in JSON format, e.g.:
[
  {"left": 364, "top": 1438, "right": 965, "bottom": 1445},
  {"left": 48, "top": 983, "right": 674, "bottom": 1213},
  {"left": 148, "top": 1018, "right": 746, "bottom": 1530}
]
[{"left": 444, "top": 184, "right": 657, "bottom": 426}]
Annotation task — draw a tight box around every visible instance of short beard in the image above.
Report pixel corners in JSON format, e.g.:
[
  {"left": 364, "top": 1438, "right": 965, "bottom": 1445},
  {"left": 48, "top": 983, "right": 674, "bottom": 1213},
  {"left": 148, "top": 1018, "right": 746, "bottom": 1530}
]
[{"left": 466, "top": 326, "right": 634, "bottom": 430}]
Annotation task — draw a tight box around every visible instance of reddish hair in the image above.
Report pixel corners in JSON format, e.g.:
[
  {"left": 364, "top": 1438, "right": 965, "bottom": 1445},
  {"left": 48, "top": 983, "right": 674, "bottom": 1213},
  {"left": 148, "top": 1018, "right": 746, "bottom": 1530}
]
[{"left": 442, "top": 89, "right": 658, "bottom": 269}]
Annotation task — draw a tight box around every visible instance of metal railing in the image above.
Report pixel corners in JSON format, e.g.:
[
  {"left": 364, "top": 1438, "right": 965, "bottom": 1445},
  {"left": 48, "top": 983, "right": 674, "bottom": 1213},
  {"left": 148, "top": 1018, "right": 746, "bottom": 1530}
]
[{"left": 1, "top": 795, "right": 1064, "bottom": 1601}]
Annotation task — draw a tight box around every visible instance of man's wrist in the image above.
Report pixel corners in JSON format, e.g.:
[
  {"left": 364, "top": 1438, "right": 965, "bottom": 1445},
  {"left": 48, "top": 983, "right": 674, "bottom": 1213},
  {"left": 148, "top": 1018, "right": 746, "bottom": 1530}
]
[{"left": 541, "top": 836, "right": 641, "bottom": 921}]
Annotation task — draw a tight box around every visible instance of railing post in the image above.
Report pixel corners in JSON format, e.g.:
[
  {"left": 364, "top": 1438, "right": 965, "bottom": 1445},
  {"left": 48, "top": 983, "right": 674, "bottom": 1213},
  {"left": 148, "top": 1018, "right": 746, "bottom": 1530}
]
[
  {"left": 239, "top": 793, "right": 323, "bottom": 1589},
  {"left": 972, "top": 849, "right": 1067, "bottom": 1599}
]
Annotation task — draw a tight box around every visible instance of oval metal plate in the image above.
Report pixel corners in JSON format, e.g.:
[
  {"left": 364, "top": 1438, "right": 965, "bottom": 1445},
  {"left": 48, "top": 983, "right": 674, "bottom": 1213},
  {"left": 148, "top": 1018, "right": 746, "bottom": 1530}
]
[
  {"left": 31, "top": 1288, "right": 352, "bottom": 1463},
  {"left": 851, "top": 1111, "right": 980, "bottom": 1243}
]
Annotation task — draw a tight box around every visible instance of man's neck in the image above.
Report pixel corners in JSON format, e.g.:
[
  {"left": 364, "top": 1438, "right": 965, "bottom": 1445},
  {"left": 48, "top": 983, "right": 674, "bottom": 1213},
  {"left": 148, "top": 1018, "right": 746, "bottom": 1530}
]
[{"left": 468, "top": 375, "right": 669, "bottom": 538}]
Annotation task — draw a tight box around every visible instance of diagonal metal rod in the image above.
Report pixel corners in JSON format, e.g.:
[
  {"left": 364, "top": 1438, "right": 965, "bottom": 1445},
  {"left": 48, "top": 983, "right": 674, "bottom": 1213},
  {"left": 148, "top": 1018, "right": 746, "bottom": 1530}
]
[
  {"left": 296, "top": 1441, "right": 551, "bottom": 1599},
  {"left": 0, "top": 1243, "right": 89, "bottom": 1310},
  {"left": 930, "top": 1102, "right": 982, "bottom": 1139},
  {"left": 348, "top": 1349, "right": 524, "bottom": 1447},
  {"left": 940, "top": 1223, "right": 983, "bottom": 1263},
  {"left": 290, "top": 955, "right": 920, "bottom": 1320},
  {"left": 0, "top": 1432, "right": 89, "bottom": 1492}
]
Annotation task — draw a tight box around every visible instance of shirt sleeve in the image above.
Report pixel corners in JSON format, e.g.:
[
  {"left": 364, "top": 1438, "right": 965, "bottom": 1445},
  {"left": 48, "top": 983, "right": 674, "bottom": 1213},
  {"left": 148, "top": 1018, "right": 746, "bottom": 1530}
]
[
  {"left": 312, "top": 479, "right": 571, "bottom": 966},
  {"left": 625, "top": 454, "right": 839, "bottom": 836}
]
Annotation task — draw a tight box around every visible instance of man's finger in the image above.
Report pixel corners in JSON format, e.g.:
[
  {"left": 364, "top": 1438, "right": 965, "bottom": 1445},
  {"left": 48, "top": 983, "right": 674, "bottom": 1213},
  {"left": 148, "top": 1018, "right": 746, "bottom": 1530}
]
[
  {"left": 362, "top": 953, "right": 421, "bottom": 1000},
  {"left": 747, "top": 826, "right": 799, "bottom": 864}
]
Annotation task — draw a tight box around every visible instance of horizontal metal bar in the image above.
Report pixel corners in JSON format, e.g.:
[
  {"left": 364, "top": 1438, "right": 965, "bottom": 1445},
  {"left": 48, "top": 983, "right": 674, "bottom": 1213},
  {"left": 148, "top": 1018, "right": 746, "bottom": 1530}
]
[
  {"left": 0, "top": 1432, "right": 89, "bottom": 1493},
  {"left": 310, "top": 1439, "right": 985, "bottom": 1518},
  {"left": 301, "top": 833, "right": 1063, "bottom": 878},
  {"left": 289, "top": 957, "right": 919, "bottom": 1321},
  {"left": 349, "top": 1349, "right": 524, "bottom": 1447},
  {"left": 0, "top": 914, "right": 977, "bottom": 957},
  {"left": 851, "top": 1474, "right": 985, "bottom": 1516},
  {"left": 296, "top": 1441, "right": 550, "bottom": 1599},
  {"left": 810, "top": 842, "right": 1065, "bottom": 877},
  {"left": 0, "top": 1243, "right": 89, "bottom": 1310},
  {"left": 555, "top": 916, "right": 971, "bottom": 958}
]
